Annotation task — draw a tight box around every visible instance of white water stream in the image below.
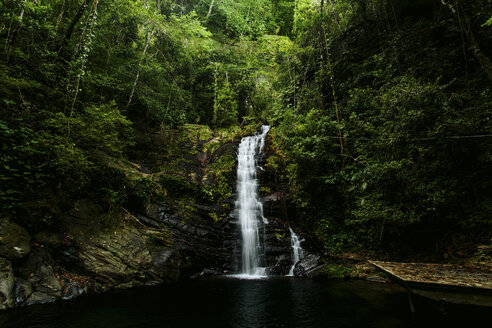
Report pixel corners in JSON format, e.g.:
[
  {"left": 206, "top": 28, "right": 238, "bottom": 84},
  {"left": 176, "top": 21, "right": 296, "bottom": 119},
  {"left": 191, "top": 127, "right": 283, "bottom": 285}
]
[
  {"left": 235, "top": 125, "right": 270, "bottom": 278},
  {"left": 287, "top": 228, "right": 304, "bottom": 276}
]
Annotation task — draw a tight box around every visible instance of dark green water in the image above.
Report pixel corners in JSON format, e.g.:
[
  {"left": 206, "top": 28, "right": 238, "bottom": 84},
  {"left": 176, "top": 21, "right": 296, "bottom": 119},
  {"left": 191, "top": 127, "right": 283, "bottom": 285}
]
[{"left": 0, "top": 278, "right": 489, "bottom": 328}]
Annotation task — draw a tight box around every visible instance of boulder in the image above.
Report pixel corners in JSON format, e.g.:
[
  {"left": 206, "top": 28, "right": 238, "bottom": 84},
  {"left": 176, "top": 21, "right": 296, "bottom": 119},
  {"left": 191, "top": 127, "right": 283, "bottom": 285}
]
[
  {"left": 65, "top": 208, "right": 188, "bottom": 286},
  {"left": 75, "top": 223, "right": 156, "bottom": 284},
  {"left": 14, "top": 248, "right": 62, "bottom": 305},
  {"left": 0, "top": 258, "right": 14, "bottom": 310},
  {"left": 14, "top": 278, "right": 33, "bottom": 305},
  {"left": 266, "top": 254, "right": 292, "bottom": 275},
  {"left": 33, "top": 231, "right": 63, "bottom": 248},
  {"left": 61, "top": 283, "right": 84, "bottom": 300},
  {"left": 152, "top": 249, "right": 182, "bottom": 281},
  {"left": 25, "top": 291, "right": 58, "bottom": 306},
  {"left": 293, "top": 254, "right": 322, "bottom": 277},
  {"left": 0, "top": 219, "right": 31, "bottom": 260}
]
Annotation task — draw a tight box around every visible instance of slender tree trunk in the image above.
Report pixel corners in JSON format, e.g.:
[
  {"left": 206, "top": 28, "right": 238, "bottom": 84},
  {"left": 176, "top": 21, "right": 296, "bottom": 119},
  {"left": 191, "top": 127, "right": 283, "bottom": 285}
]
[
  {"left": 212, "top": 64, "right": 219, "bottom": 125},
  {"left": 127, "top": 31, "right": 154, "bottom": 107},
  {"left": 206, "top": 0, "right": 215, "bottom": 19},
  {"left": 441, "top": 0, "right": 492, "bottom": 82},
  {"left": 322, "top": 26, "right": 345, "bottom": 168},
  {"left": 55, "top": 0, "right": 66, "bottom": 34},
  {"left": 18, "top": 0, "right": 27, "bottom": 22},
  {"left": 5, "top": 0, "right": 28, "bottom": 63},
  {"left": 5, "top": 16, "right": 14, "bottom": 54}
]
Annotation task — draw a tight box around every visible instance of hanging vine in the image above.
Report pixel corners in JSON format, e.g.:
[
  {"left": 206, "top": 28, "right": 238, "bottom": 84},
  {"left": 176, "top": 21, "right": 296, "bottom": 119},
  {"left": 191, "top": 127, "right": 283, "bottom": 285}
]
[{"left": 65, "top": 0, "right": 99, "bottom": 136}]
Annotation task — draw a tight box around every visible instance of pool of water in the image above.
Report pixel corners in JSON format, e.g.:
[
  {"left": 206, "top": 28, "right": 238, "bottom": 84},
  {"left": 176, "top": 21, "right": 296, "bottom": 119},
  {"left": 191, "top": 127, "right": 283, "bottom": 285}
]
[{"left": 0, "top": 278, "right": 488, "bottom": 328}]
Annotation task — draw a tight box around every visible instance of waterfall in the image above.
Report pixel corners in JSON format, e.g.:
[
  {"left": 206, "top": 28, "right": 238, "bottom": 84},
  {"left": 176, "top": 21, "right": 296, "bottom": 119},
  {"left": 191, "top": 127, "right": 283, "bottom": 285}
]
[
  {"left": 287, "top": 228, "right": 304, "bottom": 276},
  {"left": 235, "top": 125, "right": 270, "bottom": 277}
]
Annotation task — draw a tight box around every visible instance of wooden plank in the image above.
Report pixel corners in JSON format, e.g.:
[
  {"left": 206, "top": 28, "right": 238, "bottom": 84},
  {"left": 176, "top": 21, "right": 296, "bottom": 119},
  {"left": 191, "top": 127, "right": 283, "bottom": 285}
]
[
  {"left": 369, "top": 260, "right": 492, "bottom": 307},
  {"left": 369, "top": 261, "right": 492, "bottom": 290}
]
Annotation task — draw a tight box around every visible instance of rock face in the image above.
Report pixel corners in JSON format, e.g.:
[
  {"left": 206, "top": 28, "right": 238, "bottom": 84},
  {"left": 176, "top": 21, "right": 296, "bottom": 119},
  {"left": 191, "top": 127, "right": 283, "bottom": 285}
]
[
  {"left": 0, "top": 219, "right": 31, "bottom": 260},
  {"left": 257, "top": 137, "right": 302, "bottom": 276},
  {"left": 263, "top": 220, "right": 294, "bottom": 275},
  {"left": 137, "top": 201, "right": 235, "bottom": 275},
  {"left": 0, "top": 126, "right": 313, "bottom": 310},
  {"left": 0, "top": 202, "right": 196, "bottom": 309},
  {"left": 62, "top": 202, "right": 192, "bottom": 288}
]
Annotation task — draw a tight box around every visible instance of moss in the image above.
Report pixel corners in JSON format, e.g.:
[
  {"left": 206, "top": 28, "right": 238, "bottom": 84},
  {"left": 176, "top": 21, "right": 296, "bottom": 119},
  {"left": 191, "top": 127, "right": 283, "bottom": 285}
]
[
  {"left": 180, "top": 124, "right": 213, "bottom": 142},
  {"left": 215, "top": 126, "right": 242, "bottom": 142},
  {"left": 93, "top": 151, "right": 145, "bottom": 181},
  {"left": 274, "top": 228, "right": 286, "bottom": 239},
  {"left": 159, "top": 174, "right": 202, "bottom": 200},
  {"left": 159, "top": 158, "right": 194, "bottom": 175},
  {"left": 203, "top": 139, "right": 221, "bottom": 152},
  {"left": 313, "top": 264, "right": 352, "bottom": 279},
  {"left": 147, "top": 231, "right": 173, "bottom": 247},
  {"left": 209, "top": 212, "right": 226, "bottom": 222},
  {"left": 203, "top": 175, "right": 233, "bottom": 202},
  {"left": 208, "top": 154, "right": 236, "bottom": 175}
]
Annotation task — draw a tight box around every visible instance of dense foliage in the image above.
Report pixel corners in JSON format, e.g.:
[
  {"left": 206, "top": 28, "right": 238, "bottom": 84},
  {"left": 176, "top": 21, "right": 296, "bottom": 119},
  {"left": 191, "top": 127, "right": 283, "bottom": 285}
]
[
  {"left": 0, "top": 0, "right": 291, "bottom": 221},
  {"left": 267, "top": 0, "right": 492, "bottom": 257},
  {"left": 1, "top": 0, "right": 491, "bottom": 257}
]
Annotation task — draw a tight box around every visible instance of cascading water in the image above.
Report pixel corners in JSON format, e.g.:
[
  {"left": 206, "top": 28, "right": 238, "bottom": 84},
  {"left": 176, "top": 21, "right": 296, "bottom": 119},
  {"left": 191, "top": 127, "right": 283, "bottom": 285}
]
[
  {"left": 287, "top": 228, "right": 304, "bottom": 276},
  {"left": 235, "top": 125, "right": 271, "bottom": 277}
]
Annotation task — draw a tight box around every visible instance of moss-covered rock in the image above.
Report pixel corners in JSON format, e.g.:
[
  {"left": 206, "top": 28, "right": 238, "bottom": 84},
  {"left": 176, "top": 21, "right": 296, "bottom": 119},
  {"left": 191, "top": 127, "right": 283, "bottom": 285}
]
[
  {"left": 63, "top": 202, "right": 184, "bottom": 287},
  {"left": 312, "top": 264, "right": 352, "bottom": 279}
]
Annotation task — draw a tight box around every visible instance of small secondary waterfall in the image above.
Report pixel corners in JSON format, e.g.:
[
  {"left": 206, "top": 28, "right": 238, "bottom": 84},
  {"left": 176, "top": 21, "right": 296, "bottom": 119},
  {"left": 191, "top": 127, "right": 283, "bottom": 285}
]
[
  {"left": 235, "top": 125, "right": 270, "bottom": 276},
  {"left": 287, "top": 228, "right": 304, "bottom": 276}
]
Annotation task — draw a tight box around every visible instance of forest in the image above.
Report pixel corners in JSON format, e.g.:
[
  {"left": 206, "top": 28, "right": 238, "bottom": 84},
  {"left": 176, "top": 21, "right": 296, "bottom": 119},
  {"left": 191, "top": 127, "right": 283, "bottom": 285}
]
[{"left": 1, "top": 0, "right": 491, "bottom": 282}]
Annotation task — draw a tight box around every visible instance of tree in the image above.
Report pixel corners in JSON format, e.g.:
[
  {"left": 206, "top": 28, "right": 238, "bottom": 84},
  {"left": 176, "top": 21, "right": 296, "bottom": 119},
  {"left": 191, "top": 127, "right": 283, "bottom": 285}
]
[{"left": 213, "top": 71, "right": 238, "bottom": 127}]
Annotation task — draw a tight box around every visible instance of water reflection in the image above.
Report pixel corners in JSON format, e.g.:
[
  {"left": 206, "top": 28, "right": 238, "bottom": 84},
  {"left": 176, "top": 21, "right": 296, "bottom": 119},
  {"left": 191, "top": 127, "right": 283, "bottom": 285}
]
[{"left": 0, "top": 278, "right": 488, "bottom": 328}]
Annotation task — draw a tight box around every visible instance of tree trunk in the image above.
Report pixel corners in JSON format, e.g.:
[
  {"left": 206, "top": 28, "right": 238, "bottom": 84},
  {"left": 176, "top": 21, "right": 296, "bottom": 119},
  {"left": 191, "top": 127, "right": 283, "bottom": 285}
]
[
  {"left": 206, "top": 0, "right": 215, "bottom": 19},
  {"left": 441, "top": 0, "right": 492, "bottom": 82},
  {"left": 5, "top": 0, "right": 28, "bottom": 63},
  {"left": 18, "top": 0, "right": 27, "bottom": 22},
  {"left": 127, "top": 31, "right": 154, "bottom": 107},
  {"left": 59, "top": 0, "right": 90, "bottom": 55},
  {"left": 322, "top": 25, "right": 345, "bottom": 168}
]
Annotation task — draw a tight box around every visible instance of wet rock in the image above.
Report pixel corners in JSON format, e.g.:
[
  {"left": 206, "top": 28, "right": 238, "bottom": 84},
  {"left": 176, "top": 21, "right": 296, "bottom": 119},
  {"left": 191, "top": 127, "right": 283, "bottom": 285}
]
[
  {"left": 76, "top": 230, "right": 154, "bottom": 284},
  {"left": 61, "top": 283, "right": 84, "bottom": 300},
  {"left": 33, "top": 232, "right": 63, "bottom": 248},
  {"left": 153, "top": 249, "right": 182, "bottom": 281},
  {"left": 0, "top": 219, "right": 31, "bottom": 260},
  {"left": 14, "top": 278, "right": 32, "bottom": 305},
  {"left": 262, "top": 220, "right": 293, "bottom": 274},
  {"left": 15, "top": 248, "right": 62, "bottom": 305},
  {"left": 116, "top": 281, "right": 144, "bottom": 289},
  {"left": 266, "top": 254, "right": 292, "bottom": 275},
  {"left": 65, "top": 207, "right": 186, "bottom": 286},
  {"left": 293, "top": 254, "right": 322, "bottom": 277},
  {"left": 0, "top": 258, "right": 14, "bottom": 310},
  {"left": 57, "top": 246, "right": 79, "bottom": 267},
  {"left": 25, "top": 292, "right": 58, "bottom": 306},
  {"left": 190, "top": 268, "right": 223, "bottom": 278},
  {"left": 147, "top": 202, "right": 235, "bottom": 274}
]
